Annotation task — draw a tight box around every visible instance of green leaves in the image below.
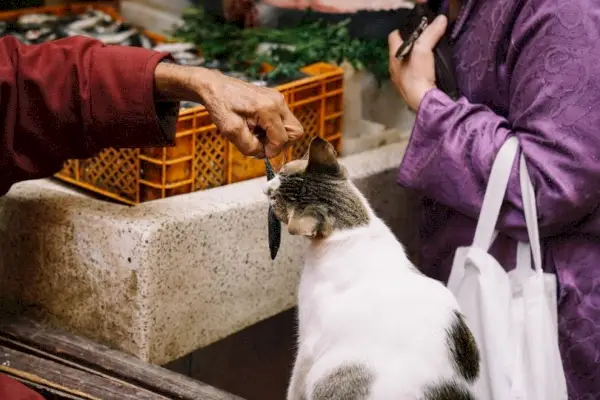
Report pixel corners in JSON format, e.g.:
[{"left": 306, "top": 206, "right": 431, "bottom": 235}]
[{"left": 172, "top": 6, "right": 390, "bottom": 84}]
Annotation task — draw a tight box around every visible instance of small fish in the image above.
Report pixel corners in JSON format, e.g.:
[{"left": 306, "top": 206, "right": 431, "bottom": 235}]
[
  {"left": 153, "top": 42, "right": 196, "bottom": 53},
  {"left": 265, "top": 157, "right": 282, "bottom": 260},
  {"left": 94, "top": 20, "right": 124, "bottom": 34},
  {"left": 67, "top": 13, "right": 104, "bottom": 31},
  {"left": 64, "top": 28, "right": 95, "bottom": 39},
  {"left": 265, "top": 155, "right": 276, "bottom": 180},
  {"left": 24, "top": 27, "right": 52, "bottom": 42},
  {"left": 178, "top": 57, "right": 205, "bottom": 66},
  {"left": 173, "top": 51, "right": 198, "bottom": 61},
  {"left": 95, "top": 28, "right": 138, "bottom": 45},
  {"left": 17, "top": 13, "right": 58, "bottom": 29},
  {"left": 139, "top": 34, "right": 153, "bottom": 49}
]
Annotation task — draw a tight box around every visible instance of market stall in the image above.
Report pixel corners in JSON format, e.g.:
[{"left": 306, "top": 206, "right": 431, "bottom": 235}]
[{"left": 0, "top": 2, "right": 420, "bottom": 399}]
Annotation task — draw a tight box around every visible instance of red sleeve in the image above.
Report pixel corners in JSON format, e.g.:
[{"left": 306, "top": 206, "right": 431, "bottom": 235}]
[
  {"left": 0, "top": 35, "right": 179, "bottom": 194},
  {"left": 0, "top": 374, "right": 45, "bottom": 400}
]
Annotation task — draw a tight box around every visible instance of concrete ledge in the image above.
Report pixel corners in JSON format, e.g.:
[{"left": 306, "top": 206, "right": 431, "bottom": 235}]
[{"left": 0, "top": 141, "right": 419, "bottom": 364}]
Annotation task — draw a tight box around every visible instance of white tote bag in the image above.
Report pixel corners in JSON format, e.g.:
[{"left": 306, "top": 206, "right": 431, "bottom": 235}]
[{"left": 447, "top": 136, "right": 568, "bottom": 400}]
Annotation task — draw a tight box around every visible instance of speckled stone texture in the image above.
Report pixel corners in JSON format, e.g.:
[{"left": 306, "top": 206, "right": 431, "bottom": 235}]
[{"left": 0, "top": 141, "right": 420, "bottom": 365}]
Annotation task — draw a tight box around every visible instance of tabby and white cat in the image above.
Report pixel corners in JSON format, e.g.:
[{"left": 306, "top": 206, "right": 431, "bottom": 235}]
[{"left": 264, "top": 137, "right": 480, "bottom": 400}]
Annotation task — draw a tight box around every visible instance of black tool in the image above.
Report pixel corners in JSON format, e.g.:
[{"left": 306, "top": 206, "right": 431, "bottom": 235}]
[{"left": 395, "top": 4, "right": 459, "bottom": 100}]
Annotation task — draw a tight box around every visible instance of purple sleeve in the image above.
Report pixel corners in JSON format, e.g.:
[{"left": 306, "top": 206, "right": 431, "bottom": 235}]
[{"left": 397, "top": 11, "right": 600, "bottom": 240}]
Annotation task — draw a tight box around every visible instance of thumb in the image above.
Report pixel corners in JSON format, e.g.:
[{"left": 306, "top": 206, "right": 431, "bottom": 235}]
[
  {"left": 387, "top": 29, "right": 403, "bottom": 58},
  {"left": 416, "top": 15, "right": 448, "bottom": 51}
]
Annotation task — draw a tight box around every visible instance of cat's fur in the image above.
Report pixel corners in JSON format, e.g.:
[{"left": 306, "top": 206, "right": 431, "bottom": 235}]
[{"left": 264, "top": 137, "right": 480, "bottom": 400}]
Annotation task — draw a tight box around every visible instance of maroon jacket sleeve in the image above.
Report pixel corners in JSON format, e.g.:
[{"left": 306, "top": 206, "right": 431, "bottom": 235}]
[{"left": 0, "top": 35, "right": 179, "bottom": 194}]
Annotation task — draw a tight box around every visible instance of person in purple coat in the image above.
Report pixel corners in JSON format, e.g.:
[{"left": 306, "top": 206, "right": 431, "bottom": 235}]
[{"left": 388, "top": 0, "right": 600, "bottom": 398}]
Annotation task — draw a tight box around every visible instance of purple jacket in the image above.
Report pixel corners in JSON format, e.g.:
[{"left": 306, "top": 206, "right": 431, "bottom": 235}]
[{"left": 398, "top": 0, "right": 600, "bottom": 397}]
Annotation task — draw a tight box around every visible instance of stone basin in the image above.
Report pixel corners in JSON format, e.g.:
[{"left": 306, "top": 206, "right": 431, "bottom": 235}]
[{"left": 0, "top": 141, "right": 419, "bottom": 365}]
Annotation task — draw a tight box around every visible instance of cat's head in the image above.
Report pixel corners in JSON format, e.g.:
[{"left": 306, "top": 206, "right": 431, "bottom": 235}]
[{"left": 264, "top": 137, "right": 370, "bottom": 239}]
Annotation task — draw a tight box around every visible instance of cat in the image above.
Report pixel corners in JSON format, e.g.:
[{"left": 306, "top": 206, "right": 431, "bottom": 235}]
[{"left": 263, "top": 137, "right": 480, "bottom": 400}]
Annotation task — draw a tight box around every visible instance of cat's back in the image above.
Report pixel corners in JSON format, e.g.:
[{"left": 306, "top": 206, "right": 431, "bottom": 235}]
[
  {"left": 302, "top": 216, "right": 413, "bottom": 273},
  {"left": 298, "top": 218, "right": 477, "bottom": 398},
  {"left": 301, "top": 217, "right": 457, "bottom": 309},
  {"left": 299, "top": 217, "right": 461, "bottom": 349}
]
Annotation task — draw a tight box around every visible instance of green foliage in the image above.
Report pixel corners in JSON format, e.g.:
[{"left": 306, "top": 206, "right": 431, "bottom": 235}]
[{"left": 172, "top": 6, "right": 390, "bottom": 83}]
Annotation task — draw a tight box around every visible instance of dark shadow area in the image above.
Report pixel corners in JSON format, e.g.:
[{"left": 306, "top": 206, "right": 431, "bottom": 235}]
[{"left": 164, "top": 308, "right": 297, "bottom": 400}]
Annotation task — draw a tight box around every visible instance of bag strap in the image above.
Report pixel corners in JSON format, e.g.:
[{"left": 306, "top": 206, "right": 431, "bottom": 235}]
[
  {"left": 472, "top": 136, "right": 519, "bottom": 249},
  {"left": 517, "top": 154, "right": 542, "bottom": 272}
]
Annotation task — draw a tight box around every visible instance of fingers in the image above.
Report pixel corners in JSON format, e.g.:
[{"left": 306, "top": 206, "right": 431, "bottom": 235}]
[
  {"left": 222, "top": 116, "right": 264, "bottom": 158},
  {"left": 388, "top": 29, "right": 403, "bottom": 59},
  {"left": 261, "top": 112, "right": 289, "bottom": 158},
  {"left": 280, "top": 106, "right": 304, "bottom": 142},
  {"left": 259, "top": 91, "right": 304, "bottom": 158},
  {"left": 415, "top": 15, "right": 448, "bottom": 51},
  {"left": 208, "top": 77, "right": 305, "bottom": 158}
]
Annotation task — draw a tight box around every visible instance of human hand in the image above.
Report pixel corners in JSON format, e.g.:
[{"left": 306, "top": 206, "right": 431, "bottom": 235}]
[
  {"left": 387, "top": 14, "right": 448, "bottom": 112},
  {"left": 154, "top": 62, "right": 304, "bottom": 158}
]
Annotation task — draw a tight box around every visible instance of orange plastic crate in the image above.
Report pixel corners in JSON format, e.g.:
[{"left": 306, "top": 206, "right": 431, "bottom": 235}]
[{"left": 1, "top": 3, "right": 344, "bottom": 205}]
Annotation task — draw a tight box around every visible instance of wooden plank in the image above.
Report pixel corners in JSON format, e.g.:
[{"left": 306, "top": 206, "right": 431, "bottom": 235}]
[
  {"left": 0, "top": 345, "right": 170, "bottom": 400},
  {"left": 0, "top": 317, "right": 244, "bottom": 400},
  {"left": 0, "top": 335, "right": 180, "bottom": 393}
]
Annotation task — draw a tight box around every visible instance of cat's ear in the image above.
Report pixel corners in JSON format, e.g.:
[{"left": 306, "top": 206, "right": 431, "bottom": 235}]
[
  {"left": 287, "top": 207, "right": 332, "bottom": 237},
  {"left": 306, "top": 137, "right": 345, "bottom": 178}
]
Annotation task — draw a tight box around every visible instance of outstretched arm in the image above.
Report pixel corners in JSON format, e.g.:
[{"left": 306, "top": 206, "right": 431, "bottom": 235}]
[
  {"left": 0, "top": 35, "right": 178, "bottom": 192},
  {"left": 0, "top": 35, "right": 305, "bottom": 194}
]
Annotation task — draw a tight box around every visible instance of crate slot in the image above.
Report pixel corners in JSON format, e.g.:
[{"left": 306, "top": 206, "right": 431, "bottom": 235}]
[
  {"left": 324, "top": 117, "right": 342, "bottom": 138},
  {"left": 325, "top": 94, "right": 343, "bottom": 114}
]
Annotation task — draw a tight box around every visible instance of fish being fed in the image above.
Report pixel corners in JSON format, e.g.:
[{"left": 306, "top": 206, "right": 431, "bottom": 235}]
[
  {"left": 265, "top": 157, "right": 282, "bottom": 260},
  {"left": 264, "top": 137, "right": 481, "bottom": 399}
]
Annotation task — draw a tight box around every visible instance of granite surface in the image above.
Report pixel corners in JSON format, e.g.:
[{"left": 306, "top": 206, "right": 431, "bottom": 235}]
[{"left": 0, "top": 141, "right": 419, "bottom": 364}]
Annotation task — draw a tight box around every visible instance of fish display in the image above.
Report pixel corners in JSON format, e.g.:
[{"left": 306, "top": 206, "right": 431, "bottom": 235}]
[
  {"left": 1, "top": 9, "right": 150, "bottom": 47},
  {"left": 0, "top": 7, "right": 272, "bottom": 107}
]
